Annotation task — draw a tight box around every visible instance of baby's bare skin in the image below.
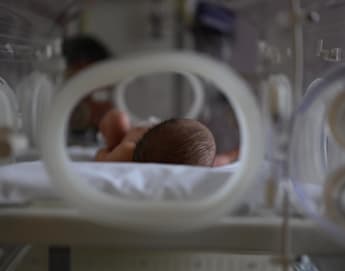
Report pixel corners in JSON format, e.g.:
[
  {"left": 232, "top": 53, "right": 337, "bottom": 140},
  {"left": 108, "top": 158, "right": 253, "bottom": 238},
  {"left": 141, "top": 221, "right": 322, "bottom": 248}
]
[
  {"left": 213, "top": 150, "right": 239, "bottom": 166},
  {"left": 98, "top": 109, "right": 130, "bottom": 149},
  {"left": 95, "top": 110, "right": 148, "bottom": 162},
  {"left": 95, "top": 110, "right": 239, "bottom": 166}
]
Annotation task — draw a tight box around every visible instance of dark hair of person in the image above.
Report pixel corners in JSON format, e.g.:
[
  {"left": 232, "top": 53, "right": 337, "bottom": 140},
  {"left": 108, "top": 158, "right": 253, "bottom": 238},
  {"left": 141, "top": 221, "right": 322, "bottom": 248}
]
[{"left": 62, "top": 34, "right": 111, "bottom": 66}]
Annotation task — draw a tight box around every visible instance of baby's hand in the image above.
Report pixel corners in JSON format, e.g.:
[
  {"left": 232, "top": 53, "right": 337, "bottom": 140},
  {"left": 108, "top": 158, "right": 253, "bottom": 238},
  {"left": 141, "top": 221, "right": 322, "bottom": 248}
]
[
  {"left": 95, "top": 126, "right": 149, "bottom": 162},
  {"left": 95, "top": 141, "right": 136, "bottom": 162},
  {"left": 122, "top": 127, "right": 149, "bottom": 143},
  {"left": 99, "top": 110, "right": 130, "bottom": 149},
  {"left": 96, "top": 109, "right": 151, "bottom": 162}
]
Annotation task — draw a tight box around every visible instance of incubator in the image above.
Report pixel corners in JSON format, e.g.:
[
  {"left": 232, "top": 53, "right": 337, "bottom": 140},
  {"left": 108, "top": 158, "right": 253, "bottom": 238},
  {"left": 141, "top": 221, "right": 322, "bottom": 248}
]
[{"left": 1, "top": 0, "right": 345, "bottom": 270}]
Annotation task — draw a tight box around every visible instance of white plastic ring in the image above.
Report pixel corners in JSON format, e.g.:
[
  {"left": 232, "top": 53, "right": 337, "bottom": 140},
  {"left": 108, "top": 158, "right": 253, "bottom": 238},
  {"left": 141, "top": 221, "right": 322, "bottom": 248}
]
[
  {"left": 41, "top": 52, "right": 264, "bottom": 231},
  {"left": 115, "top": 72, "right": 205, "bottom": 123},
  {"left": 0, "top": 77, "right": 18, "bottom": 129},
  {"left": 17, "top": 72, "right": 54, "bottom": 146}
]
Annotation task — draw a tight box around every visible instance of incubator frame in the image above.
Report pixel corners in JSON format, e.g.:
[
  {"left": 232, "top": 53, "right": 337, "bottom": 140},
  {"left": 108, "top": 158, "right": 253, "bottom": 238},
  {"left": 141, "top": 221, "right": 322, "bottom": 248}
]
[{"left": 41, "top": 52, "right": 265, "bottom": 231}]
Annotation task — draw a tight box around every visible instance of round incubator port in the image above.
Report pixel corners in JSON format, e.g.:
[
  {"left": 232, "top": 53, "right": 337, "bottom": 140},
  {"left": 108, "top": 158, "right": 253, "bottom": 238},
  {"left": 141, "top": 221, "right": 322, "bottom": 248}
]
[
  {"left": 16, "top": 72, "right": 54, "bottom": 147},
  {"left": 41, "top": 52, "right": 264, "bottom": 231},
  {"left": 290, "top": 65, "right": 345, "bottom": 246},
  {"left": 114, "top": 72, "right": 205, "bottom": 124}
]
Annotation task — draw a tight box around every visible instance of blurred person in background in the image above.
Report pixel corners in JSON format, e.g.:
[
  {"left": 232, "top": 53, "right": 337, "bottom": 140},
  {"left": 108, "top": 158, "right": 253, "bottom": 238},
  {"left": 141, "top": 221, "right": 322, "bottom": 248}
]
[{"left": 63, "top": 34, "right": 114, "bottom": 145}]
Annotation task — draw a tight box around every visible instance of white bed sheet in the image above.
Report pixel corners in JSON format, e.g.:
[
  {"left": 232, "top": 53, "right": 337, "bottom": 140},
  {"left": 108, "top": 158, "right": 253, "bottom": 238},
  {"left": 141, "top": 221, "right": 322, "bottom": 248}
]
[
  {"left": 0, "top": 161, "right": 238, "bottom": 202},
  {"left": 0, "top": 161, "right": 320, "bottom": 216}
]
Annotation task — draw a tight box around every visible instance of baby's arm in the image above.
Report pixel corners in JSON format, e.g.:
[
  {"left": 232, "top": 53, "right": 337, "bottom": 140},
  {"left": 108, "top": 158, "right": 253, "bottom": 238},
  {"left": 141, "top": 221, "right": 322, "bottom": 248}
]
[
  {"left": 99, "top": 110, "right": 130, "bottom": 150},
  {"left": 96, "top": 126, "right": 149, "bottom": 162},
  {"left": 95, "top": 142, "right": 136, "bottom": 162}
]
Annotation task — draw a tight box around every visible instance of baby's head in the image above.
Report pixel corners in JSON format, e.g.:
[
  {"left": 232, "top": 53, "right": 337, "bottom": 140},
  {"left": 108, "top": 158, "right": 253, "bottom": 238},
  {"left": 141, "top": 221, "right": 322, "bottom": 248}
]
[{"left": 133, "top": 119, "right": 216, "bottom": 166}]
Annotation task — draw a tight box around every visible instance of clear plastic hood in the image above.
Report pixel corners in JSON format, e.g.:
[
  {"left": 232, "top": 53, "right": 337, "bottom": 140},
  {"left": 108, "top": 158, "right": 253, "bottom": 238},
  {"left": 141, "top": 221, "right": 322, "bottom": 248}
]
[{"left": 291, "top": 65, "right": 345, "bottom": 245}]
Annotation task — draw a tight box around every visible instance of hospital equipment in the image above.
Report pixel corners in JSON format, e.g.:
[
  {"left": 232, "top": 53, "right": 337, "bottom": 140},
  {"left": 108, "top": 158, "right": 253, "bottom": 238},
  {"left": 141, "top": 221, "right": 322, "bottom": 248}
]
[
  {"left": 114, "top": 72, "right": 205, "bottom": 124},
  {"left": 0, "top": 78, "right": 27, "bottom": 161},
  {"left": 290, "top": 65, "right": 345, "bottom": 246},
  {"left": 41, "top": 52, "right": 264, "bottom": 230},
  {"left": 0, "top": 77, "right": 19, "bottom": 131},
  {"left": 15, "top": 72, "right": 55, "bottom": 147},
  {"left": 1, "top": 0, "right": 345, "bottom": 270}
]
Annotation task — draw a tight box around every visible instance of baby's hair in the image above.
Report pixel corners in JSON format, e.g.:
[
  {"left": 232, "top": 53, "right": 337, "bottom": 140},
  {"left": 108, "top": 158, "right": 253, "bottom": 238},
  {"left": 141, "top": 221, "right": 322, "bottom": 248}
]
[{"left": 133, "top": 119, "right": 216, "bottom": 166}]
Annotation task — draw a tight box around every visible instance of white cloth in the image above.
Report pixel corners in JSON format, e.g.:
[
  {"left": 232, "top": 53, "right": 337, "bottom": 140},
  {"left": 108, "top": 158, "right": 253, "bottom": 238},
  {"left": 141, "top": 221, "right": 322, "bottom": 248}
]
[
  {"left": 0, "top": 161, "right": 238, "bottom": 204},
  {"left": 0, "top": 161, "right": 319, "bottom": 216}
]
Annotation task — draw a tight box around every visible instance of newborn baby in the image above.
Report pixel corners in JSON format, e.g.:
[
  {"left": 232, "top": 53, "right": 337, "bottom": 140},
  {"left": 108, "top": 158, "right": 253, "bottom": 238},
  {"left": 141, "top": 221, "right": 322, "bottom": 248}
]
[
  {"left": 95, "top": 110, "right": 216, "bottom": 166},
  {"left": 133, "top": 118, "right": 216, "bottom": 166}
]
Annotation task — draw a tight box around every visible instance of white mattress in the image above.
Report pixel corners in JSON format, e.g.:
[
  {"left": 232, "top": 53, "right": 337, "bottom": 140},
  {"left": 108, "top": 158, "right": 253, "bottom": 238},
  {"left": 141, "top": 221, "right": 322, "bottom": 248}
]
[
  {"left": 0, "top": 161, "right": 319, "bottom": 216},
  {"left": 0, "top": 161, "right": 236, "bottom": 201}
]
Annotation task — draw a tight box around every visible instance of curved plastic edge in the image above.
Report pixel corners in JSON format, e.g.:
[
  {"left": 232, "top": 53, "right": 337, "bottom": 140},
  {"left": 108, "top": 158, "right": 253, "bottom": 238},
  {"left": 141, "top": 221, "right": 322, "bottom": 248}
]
[
  {"left": 114, "top": 72, "right": 205, "bottom": 123},
  {"left": 290, "top": 65, "right": 345, "bottom": 246},
  {"left": 41, "top": 52, "right": 265, "bottom": 231}
]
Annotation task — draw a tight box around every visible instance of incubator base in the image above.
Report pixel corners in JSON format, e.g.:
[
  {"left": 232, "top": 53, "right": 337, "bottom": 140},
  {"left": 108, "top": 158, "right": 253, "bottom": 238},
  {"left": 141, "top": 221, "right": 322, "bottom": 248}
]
[
  {"left": 16, "top": 248, "right": 284, "bottom": 271},
  {"left": 8, "top": 246, "right": 345, "bottom": 271},
  {"left": 0, "top": 206, "right": 344, "bottom": 255}
]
